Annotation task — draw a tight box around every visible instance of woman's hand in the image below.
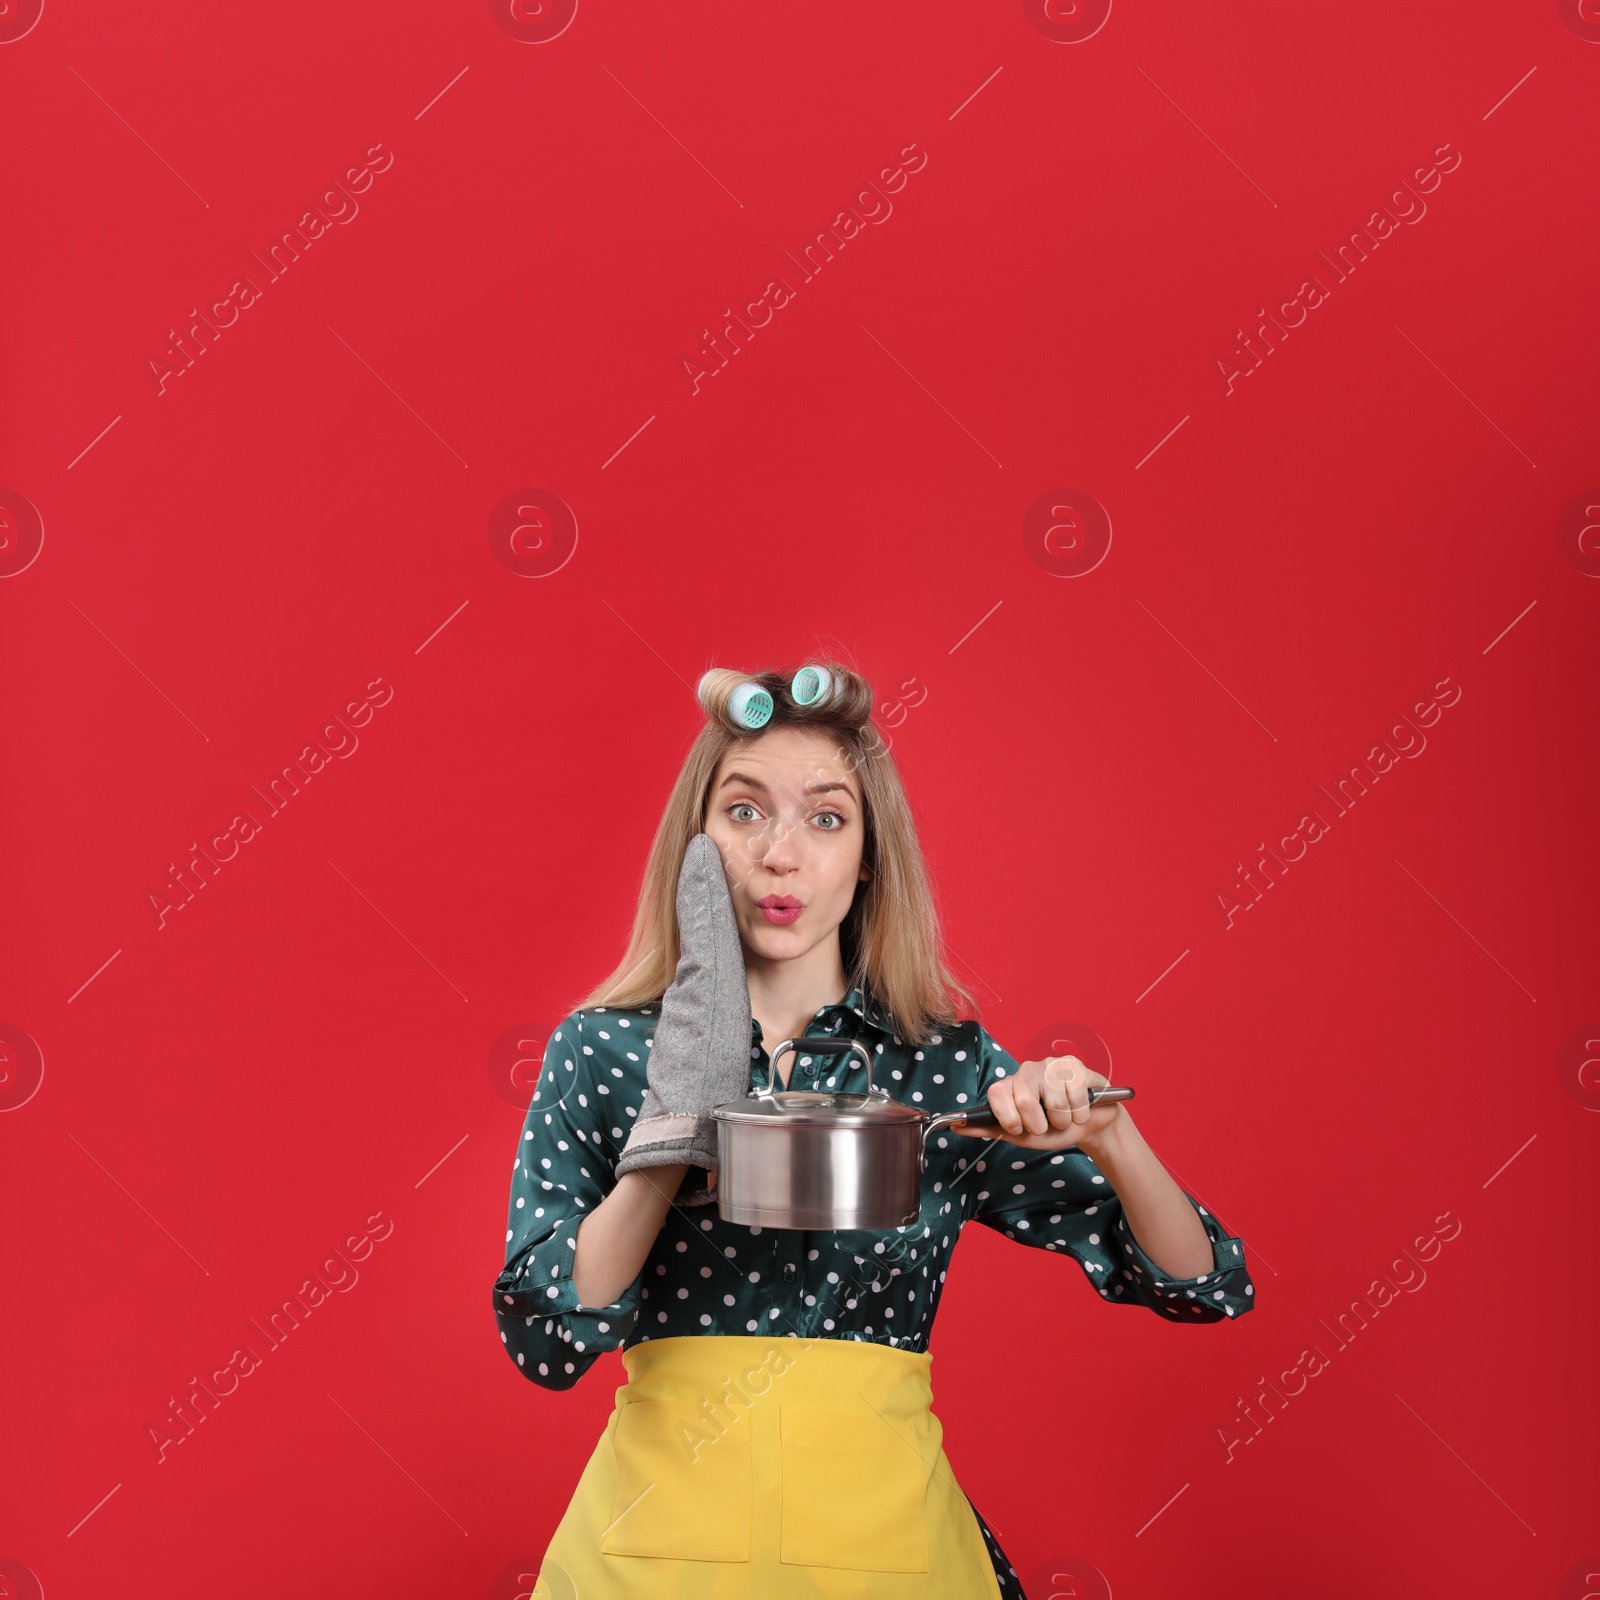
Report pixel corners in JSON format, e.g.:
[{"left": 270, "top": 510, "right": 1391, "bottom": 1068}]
[{"left": 953, "top": 1055, "right": 1124, "bottom": 1153}]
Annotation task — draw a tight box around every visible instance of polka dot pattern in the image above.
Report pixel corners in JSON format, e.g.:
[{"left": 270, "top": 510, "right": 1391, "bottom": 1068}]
[
  {"left": 968, "top": 1497, "right": 1026, "bottom": 1600},
  {"left": 491, "top": 990, "right": 1257, "bottom": 1432}
]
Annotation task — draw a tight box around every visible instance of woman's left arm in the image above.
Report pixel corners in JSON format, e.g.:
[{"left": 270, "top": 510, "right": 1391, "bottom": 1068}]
[
  {"left": 960, "top": 1025, "right": 1255, "bottom": 1322},
  {"left": 1075, "top": 1110, "right": 1214, "bottom": 1280}
]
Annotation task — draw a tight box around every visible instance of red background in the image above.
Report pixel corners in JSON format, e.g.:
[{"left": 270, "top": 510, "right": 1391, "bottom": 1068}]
[{"left": 3, "top": 2, "right": 1597, "bottom": 1596}]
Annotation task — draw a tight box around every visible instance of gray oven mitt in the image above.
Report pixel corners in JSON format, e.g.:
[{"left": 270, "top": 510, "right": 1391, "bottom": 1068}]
[{"left": 613, "top": 832, "right": 753, "bottom": 1206}]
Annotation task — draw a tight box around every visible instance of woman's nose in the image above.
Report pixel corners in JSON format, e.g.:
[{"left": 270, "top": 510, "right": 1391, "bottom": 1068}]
[{"left": 760, "top": 816, "right": 801, "bottom": 867}]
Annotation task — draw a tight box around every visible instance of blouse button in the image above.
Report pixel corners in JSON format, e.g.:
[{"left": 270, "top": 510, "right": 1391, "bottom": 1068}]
[{"left": 781, "top": 1263, "right": 797, "bottom": 1283}]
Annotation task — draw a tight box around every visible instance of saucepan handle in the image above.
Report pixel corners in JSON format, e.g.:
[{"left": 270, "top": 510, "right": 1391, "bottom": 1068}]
[
  {"left": 763, "top": 1036, "right": 877, "bottom": 1096},
  {"left": 925, "top": 1083, "right": 1135, "bottom": 1134}
]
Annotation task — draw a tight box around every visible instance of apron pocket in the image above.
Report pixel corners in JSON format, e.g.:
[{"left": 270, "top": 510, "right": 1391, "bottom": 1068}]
[
  {"left": 778, "top": 1402, "right": 932, "bottom": 1573},
  {"left": 600, "top": 1399, "right": 752, "bottom": 1563}
]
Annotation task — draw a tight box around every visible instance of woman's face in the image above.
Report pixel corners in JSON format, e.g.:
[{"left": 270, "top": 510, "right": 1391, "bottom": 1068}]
[{"left": 702, "top": 726, "right": 869, "bottom": 967}]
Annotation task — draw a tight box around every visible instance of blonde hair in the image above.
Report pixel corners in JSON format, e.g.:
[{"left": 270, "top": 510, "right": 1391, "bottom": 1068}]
[{"left": 579, "top": 662, "right": 976, "bottom": 1045}]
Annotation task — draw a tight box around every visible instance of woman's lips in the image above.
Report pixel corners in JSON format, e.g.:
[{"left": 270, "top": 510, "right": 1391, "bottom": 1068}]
[{"left": 757, "top": 896, "right": 803, "bottom": 926}]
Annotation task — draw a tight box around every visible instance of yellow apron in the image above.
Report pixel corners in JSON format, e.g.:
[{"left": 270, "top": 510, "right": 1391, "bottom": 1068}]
[{"left": 532, "top": 1334, "right": 1003, "bottom": 1598}]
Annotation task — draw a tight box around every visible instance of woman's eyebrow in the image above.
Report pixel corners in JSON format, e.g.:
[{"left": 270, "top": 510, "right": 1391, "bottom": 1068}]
[{"left": 718, "top": 771, "right": 857, "bottom": 800}]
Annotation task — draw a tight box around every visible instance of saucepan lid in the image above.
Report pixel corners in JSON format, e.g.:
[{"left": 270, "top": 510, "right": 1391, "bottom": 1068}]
[{"left": 711, "top": 1036, "right": 1138, "bottom": 1130}]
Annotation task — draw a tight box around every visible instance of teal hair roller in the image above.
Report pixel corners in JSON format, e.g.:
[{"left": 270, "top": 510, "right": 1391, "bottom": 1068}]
[
  {"left": 727, "top": 681, "right": 773, "bottom": 729},
  {"left": 789, "top": 665, "right": 835, "bottom": 707}
]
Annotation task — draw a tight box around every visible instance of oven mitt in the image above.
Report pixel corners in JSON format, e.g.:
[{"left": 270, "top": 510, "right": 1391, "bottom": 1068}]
[{"left": 614, "top": 832, "right": 753, "bottom": 1206}]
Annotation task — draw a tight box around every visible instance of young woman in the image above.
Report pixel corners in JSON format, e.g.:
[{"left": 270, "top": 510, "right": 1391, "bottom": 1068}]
[{"left": 494, "top": 662, "right": 1255, "bottom": 1598}]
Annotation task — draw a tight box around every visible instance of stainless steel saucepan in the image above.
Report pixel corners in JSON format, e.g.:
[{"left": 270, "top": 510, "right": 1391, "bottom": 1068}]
[{"left": 712, "top": 1037, "right": 1135, "bottom": 1230}]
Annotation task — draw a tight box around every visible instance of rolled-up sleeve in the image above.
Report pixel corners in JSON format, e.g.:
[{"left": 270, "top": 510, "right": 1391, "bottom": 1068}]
[
  {"left": 492, "top": 1010, "right": 643, "bottom": 1389},
  {"left": 966, "top": 1026, "right": 1255, "bottom": 1324}
]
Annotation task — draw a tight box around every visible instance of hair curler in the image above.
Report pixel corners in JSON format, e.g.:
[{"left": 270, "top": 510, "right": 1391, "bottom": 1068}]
[
  {"left": 789, "top": 665, "right": 837, "bottom": 708},
  {"left": 727, "top": 682, "right": 773, "bottom": 729},
  {"left": 698, "top": 669, "right": 774, "bottom": 730}
]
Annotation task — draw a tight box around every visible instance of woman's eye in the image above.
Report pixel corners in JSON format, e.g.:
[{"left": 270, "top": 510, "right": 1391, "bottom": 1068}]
[
  {"left": 728, "top": 803, "right": 760, "bottom": 823},
  {"left": 814, "top": 811, "right": 845, "bottom": 830}
]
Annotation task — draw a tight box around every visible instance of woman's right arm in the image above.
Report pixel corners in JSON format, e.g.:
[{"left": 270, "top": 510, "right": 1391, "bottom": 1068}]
[
  {"left": 571, "top": 1163, "right": 690, "bottom": 1308},
  {"left": 493, "top": 1012, "right": 685, "bottom": 1391},
  {"left": 498, "top": 841, "right": 750, "bottom": 1384}
]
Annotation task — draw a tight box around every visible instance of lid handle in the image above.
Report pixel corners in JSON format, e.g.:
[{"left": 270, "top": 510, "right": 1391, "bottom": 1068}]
[{"left": 763, "top": 1036, "right": 878, "bottom": 1099}]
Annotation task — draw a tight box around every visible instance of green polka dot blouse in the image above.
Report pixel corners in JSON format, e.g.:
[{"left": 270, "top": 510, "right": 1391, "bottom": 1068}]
[{"left": 493, "top": 985, "right": 1256, "bottom": 1389}]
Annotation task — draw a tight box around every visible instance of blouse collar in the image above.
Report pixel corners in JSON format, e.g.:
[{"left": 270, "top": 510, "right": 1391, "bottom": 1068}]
[
  {"left": 740, "top": 981, "right": 898, "bottom": 1045},
  {"left": 838, "top": 982, "right": 897, "bottom": 1035},
  {"left": 800, "top": 981, "right": 898, "bottom": 1038}
]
